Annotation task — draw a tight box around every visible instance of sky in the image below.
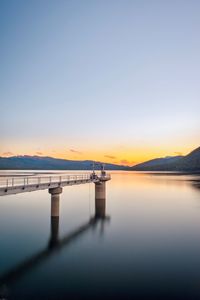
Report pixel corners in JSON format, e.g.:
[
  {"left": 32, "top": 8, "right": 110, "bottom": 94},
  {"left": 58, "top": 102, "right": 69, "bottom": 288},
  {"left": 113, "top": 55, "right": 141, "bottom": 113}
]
[{"left": 0, "top": 0, "right": 199, "bottom": 166}]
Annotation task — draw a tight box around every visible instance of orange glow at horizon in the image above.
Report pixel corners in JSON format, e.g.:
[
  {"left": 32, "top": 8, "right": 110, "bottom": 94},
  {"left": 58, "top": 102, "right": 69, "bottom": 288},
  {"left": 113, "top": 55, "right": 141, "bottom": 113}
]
[{"left": 0, "top": 142, "right": 199, "bottom": 166}]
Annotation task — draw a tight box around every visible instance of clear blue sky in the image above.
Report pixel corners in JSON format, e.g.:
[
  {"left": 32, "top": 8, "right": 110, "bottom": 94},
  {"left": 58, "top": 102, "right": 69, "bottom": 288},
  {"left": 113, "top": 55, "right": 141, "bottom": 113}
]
[{"left": 0, "top": 0, "right": 199, "bottom": 165}]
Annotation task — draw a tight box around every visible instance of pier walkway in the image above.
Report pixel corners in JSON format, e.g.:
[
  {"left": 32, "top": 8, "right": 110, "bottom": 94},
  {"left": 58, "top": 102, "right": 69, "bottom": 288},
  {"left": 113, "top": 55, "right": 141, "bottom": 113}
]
[{"left": 0, "top": 173, "right": 111, "bottom": 196}]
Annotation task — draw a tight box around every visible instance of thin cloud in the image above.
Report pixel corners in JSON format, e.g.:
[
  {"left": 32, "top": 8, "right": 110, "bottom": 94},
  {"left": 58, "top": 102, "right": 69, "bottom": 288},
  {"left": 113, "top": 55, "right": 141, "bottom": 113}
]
[
  {"left": 104, "top": 155, "right": 116, "bottom": 160},
  {"left": 174, "top": 151, "right": 183, "bottom": 156},
  {"left": 120, "top": 159, "right": 129, "bottom": 165},
  {"left": 36, "top": 152, "right": 43, "bottom": 155},
  {"left": 69, "top": 149, "right": 82, "bottom": 155},
  {"left": 2, "top": 152, "right": 14, "bottom": 157},
  {"left": 120, "top": 159, "right": 135, "bottom": 166}
]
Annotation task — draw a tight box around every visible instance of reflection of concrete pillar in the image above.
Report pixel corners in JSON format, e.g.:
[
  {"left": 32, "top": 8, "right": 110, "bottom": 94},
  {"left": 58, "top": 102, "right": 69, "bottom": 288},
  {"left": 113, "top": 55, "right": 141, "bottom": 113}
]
[
  {"left": 95, "top": 182, "right": 106, "bottom": 219},
  {"left": 49, "top": 187, "right": 62, "bottom": 217},
  {"left": 49, "top": 216, "right": 59, "bottom": 248},
  {"left": 95, "top": 198, "right": 106, "bottom": 219}
]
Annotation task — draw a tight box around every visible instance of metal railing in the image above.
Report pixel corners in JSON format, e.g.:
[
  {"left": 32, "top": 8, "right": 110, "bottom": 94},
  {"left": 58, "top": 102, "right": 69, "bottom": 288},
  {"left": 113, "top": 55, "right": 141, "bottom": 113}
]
[
  {"left": 101, "top": 174, "right": 111, "bottom": 180},
  {"left": 0, "top": 174, "right": 92, "bottom": 189}
]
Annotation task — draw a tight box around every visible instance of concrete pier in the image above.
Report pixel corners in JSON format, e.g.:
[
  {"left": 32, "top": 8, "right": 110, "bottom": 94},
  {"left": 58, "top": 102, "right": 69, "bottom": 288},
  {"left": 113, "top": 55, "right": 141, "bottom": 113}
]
[
  {"left": 49, "top": 187, "right": 62, "bottom": 217},
  {"left": 0, "top": 172, "right": 111, "bottom": 197},
  {"left": 95, "top": 182, "right": 106, "bottom": 219},
  {"left": 95, "top": 181, "right": 106, "bottom": 200}
]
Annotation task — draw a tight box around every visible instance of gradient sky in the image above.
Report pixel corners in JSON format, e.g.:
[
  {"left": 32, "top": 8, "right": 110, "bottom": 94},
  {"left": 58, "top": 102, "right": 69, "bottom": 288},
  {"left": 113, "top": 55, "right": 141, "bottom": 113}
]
[{"left": 0, "top": 0, "right": 199, "bottom": 165}]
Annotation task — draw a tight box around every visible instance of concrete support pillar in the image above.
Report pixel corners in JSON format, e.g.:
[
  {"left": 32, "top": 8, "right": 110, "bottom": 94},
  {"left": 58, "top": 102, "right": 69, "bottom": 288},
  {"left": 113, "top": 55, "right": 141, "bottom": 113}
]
[
  {"left": 49, "top": 187, "right": 62, "bottom": 217},
  {"left": 95, "top": 181, "right": 106, "bottom": 200},
  {"left": 95, "top": 182, "right": 106, "bottom": 219}
]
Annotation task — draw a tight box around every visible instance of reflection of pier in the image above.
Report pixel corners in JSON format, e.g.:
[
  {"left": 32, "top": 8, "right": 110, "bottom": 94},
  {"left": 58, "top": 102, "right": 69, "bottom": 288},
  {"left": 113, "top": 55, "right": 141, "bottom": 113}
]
[
  {"left": 0, "top": 186, "right": 110, "bottom": 294},
  {"left": 190, "top": 179, "right": 200, "bottom": 190}
]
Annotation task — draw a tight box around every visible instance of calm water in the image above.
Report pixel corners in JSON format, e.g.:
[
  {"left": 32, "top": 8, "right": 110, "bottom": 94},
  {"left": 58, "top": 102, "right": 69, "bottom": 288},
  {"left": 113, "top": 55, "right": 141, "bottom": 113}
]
[{"left": 0, "top": 171, "right": 200, "bottom": 300}]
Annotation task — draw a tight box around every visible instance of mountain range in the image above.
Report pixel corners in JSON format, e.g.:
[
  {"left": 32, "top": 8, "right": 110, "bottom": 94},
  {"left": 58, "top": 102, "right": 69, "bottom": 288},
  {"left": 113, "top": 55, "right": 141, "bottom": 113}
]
[
  {"left": 0, "top": 146, "right": 199, "bottom": 171},
  {"left": 0, "top": 155, "right": 127, "bottom": 170},
  {"left": 131, "top": 146, "right": 200, "bottom": 171}
]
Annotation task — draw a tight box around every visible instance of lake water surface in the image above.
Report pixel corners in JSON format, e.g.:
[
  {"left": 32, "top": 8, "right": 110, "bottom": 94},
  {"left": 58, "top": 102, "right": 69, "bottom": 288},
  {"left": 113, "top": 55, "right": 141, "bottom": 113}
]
[{"left": 0, "top": 171, "right": 200, "bottom": 300}]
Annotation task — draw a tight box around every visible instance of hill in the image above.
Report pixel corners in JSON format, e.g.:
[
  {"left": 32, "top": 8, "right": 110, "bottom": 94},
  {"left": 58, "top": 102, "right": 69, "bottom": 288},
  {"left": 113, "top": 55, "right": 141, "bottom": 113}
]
[
  {"left": 132, "top": 146, "right": 200, "bottom": 171},
  {"left": 1, "top": 146, "right": 199, "bottom": 171},
  {"left": 0, "top": 155, "right": 127, "bottom": 170},
  {"left": 131, "top": 156, "right": 183, "bottom": 171},
  {"left": 174, "top": 146, "right": 200, "bottom": 171}
]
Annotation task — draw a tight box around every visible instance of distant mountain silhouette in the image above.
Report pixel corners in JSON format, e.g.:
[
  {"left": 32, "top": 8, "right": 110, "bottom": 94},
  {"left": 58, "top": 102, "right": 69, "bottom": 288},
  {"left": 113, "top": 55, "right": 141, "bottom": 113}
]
[
  {"left": 174, "top": 146, "right": 200, "bottom": 171},
  {"left": 132, "top": 146, "right": 200, "bottom": 171},
  {"left": 0, "top": 155, "right": 127, "bottom": 170},
  {"left": 131, "top": 156, "right": 183, "bottom": 171},
  {"left": 1, "top": 147, "right": 199, "bottom": 171}
]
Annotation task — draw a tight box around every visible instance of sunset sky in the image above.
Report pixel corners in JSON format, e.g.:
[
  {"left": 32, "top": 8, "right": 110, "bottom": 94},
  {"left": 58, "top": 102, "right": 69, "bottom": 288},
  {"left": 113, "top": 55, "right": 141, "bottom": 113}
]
[{"left": 1, "top": 0, "right": 199, "bottom": 166}]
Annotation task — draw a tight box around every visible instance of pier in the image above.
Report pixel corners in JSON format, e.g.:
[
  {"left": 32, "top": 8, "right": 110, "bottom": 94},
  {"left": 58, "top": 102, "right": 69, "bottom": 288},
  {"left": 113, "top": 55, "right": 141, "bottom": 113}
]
[{"left": 0, "top": 169, "right": 111, "bottom": 219}]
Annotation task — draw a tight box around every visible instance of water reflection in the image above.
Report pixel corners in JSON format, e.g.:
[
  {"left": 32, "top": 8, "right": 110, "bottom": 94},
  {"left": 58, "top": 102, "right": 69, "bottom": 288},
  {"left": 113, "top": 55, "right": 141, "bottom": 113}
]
[
  {"left": 0, "top": 196, "right": 110, "bottom": 298},
  {"left": 190, "top": 179, "right": 200, "bottom": 191},
  {"left": 48, "top": 217, "right": 59, "bottom": 249},
  {"left": 1, "top": 172, "right": 200, "bottom": 300}
]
